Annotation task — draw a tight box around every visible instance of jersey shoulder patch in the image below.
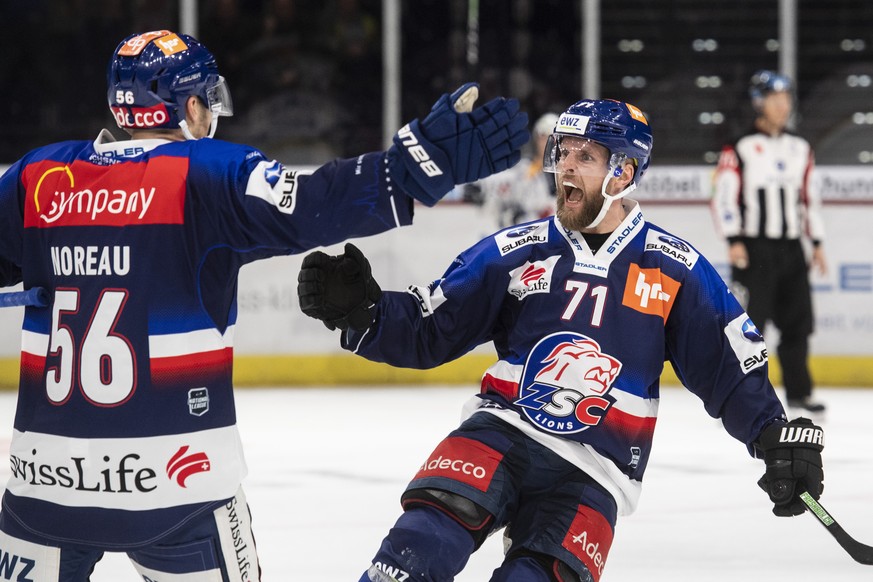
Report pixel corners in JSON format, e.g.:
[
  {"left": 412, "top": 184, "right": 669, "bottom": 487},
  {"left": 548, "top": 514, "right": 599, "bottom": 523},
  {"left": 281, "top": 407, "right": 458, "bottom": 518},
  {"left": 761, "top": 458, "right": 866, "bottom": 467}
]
[
  {"left": 642, "top": 229, "right": 699, "bottom": 270},
  {"left": 493, "top": 221, "right": 550, "bottom": 256},
  {"left": 244, "top": 159, "right": 303, "bottom": 214}
]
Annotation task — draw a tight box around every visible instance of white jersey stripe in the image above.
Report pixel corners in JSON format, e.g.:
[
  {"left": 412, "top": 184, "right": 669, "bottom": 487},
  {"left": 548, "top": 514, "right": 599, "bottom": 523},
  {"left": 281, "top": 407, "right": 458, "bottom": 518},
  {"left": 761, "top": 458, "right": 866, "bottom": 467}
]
[{"left": 148, "top": 326, "right": 235, "bottom": 358}]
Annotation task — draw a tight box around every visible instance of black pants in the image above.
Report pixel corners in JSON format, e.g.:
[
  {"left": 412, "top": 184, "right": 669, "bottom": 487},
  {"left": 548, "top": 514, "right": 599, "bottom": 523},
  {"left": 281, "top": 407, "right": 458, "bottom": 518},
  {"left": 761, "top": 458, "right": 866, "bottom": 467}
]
[{"left": 731, "top": 238, "right": 814, "bottom": 400}]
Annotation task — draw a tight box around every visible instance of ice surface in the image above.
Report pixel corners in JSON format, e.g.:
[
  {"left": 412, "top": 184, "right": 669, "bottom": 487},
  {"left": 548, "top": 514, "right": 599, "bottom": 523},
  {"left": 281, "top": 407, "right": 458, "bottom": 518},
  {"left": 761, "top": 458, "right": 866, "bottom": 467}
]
[{"left": 1, "top": 385, "right": 871, "bottom": 581}]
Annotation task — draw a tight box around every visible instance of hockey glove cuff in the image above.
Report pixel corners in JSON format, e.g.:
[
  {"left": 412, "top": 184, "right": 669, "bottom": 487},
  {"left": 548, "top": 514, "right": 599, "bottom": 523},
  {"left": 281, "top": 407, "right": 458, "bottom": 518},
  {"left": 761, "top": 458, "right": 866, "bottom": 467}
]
[
  {"left": 297, "top": 243, "right": 382, "bottom": 331},
  {"left": 386, "top": 82, "right": 530, "bottom": 206},
  {"left": 755, "top": 417, "right": 825, "bottom": 517}
]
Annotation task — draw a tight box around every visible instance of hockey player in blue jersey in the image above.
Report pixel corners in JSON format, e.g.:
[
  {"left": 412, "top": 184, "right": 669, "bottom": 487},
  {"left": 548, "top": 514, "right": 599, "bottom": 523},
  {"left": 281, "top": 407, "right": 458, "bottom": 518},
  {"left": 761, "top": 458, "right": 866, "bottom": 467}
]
[
  {"left": 298, "top": 99, "right": 826, "bottom": 582},
  {"left": 0, "top": 30, "right": 528, "bottom": 581}
]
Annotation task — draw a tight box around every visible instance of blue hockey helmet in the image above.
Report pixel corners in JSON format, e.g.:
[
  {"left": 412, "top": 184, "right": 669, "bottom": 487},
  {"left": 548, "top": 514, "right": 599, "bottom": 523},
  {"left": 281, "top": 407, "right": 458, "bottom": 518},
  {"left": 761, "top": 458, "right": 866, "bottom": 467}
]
[
  {"left": 107, "top": 30, "right": 233, "bottom": 138},
  {"left": 543, "top": 99, "right": 653, "bottom": 186},
  {"left": 749, "top": 70, "right": 793, "bottom": 106}
]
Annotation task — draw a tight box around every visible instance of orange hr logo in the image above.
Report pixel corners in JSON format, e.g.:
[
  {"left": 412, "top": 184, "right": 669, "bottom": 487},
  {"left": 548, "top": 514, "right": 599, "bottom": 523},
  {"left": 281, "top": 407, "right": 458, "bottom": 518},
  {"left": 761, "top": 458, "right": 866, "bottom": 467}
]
[
  {"left": 625, "top": 103, "right": 648, "bottom": 124},
  {"left": 154, "top": 33, "right": 188, "bottom": 56},
  {"left": 621, "top": 264, "right": 680, "bottom": 320}
]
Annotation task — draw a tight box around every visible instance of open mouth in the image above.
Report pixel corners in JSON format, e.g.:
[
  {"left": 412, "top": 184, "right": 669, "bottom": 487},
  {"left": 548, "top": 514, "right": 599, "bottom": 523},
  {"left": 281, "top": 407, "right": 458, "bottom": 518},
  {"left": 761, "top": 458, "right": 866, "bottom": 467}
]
[{"left": 562, "top": 181, "right": 584, "bottom": 204}]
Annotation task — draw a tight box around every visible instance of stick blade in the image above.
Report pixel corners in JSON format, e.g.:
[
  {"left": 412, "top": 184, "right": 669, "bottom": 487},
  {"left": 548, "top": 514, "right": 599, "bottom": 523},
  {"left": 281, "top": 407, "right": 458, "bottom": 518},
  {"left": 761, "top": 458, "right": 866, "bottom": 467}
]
[{"left": 800, "top": 491, "right": 873, "bottom": 565}]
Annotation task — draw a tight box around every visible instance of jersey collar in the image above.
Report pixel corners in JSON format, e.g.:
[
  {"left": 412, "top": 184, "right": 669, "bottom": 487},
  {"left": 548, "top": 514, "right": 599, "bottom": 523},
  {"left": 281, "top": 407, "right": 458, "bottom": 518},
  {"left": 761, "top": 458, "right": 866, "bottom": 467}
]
[
  {"left": 555, "top": 200, "right": 646, "bottom": 278},
  {"left": 93, "top": 129, "right": 174, "bottom": 158}
]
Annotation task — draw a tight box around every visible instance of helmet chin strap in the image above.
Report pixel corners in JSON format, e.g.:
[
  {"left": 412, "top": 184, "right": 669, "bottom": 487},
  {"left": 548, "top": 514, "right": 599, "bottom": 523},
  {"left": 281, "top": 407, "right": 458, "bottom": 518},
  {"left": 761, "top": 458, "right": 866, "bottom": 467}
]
[
  {"left": 583, "top": 165, "right": 637, "bottom": 230},
  {"left": 178, "top": 116, "right": 219, "bottom": 140}
]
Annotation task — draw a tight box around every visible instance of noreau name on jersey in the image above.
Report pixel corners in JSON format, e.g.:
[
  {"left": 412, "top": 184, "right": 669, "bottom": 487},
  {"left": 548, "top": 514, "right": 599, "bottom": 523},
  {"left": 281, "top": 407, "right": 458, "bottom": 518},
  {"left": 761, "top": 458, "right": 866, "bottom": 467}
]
[{"left": 50, "top": 245, "right": 131, "bottom": 277}]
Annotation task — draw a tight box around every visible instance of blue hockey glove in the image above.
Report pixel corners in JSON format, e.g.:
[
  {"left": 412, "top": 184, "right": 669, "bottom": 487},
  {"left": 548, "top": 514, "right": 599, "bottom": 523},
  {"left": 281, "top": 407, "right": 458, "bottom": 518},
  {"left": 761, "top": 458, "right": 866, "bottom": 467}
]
[
  {"left": 298, "top": 243, "right": 382, "bottom": 331},
  {"left": 386, "top": 82, "right": 530, "bottom": 206},
  {"left": 755, "top": 417, "right": 824, "bottom": 517}
]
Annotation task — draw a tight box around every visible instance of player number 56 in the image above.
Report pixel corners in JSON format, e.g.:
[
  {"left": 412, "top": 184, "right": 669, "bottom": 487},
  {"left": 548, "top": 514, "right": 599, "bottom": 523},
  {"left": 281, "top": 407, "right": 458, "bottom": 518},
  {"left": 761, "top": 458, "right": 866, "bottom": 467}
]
[
  {"left": 46, "top": 288, "right": 136, "bottom": 406},
  {"left": 115, "top": 90, "right": 135, "bottom": 104}
]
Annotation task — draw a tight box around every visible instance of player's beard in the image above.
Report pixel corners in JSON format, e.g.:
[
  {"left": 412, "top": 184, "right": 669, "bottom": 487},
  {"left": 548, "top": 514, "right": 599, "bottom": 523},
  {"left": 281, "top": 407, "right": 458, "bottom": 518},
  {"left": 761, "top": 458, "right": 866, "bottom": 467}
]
[{"left": 556, "top": 185, "right": 604, "bottom": 232}]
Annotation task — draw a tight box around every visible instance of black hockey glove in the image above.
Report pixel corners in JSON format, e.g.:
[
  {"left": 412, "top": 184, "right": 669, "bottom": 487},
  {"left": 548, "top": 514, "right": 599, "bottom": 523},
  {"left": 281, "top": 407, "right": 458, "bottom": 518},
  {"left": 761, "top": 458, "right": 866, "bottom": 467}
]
[
  {"left": 297, "top": 243, "right": 382, "bottom": 331},
  {"left": 755, "top": 417, "right": 824, "bottom": 517},
  {"left": 386, "top": 82, "right": 530, "bottom": 206}
]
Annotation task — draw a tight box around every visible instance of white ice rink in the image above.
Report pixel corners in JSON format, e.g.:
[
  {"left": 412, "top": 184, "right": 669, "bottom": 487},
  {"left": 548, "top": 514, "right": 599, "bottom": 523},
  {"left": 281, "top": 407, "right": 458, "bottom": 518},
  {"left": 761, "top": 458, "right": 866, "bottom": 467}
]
[{"left": 2, "top": 385, "right": 873, "bottom": 581}]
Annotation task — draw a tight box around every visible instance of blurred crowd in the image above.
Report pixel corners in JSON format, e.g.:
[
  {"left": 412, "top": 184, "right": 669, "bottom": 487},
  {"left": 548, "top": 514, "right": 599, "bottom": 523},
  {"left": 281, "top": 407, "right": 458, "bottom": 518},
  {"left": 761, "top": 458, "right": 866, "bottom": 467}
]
[
  {"left": 2, "top": 1, "right": 872, "bottom": 166},
  {"left": 0, "top": 0, "right": 576, "bottom": 164}
]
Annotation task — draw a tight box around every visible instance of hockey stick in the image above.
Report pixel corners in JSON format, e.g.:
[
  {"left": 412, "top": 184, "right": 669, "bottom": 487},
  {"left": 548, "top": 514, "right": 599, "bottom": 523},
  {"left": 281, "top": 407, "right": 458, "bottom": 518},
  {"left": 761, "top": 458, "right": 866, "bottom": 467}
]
[
  {"left": 0, "top": 287, "right": 50, "bottom": 308},
  {"left": 800, "top": 491, "right": 873, "bottom": 565}
]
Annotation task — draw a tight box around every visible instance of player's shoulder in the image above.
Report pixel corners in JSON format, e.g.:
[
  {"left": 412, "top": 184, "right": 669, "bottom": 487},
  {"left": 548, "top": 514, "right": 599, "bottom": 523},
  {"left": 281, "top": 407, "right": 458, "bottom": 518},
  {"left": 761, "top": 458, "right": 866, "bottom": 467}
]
[
  {"left": 170, "top": 138, "right": 271, "bottom": 181},
  {"left": 487, "top": 218, "right": 556, "bottom": 259},
  {"left": 639, "top": 221, "right": 704, "bottom": 274},
  {"left": 455, "top": 218, "right": 556, "bottom": 273},
  {"left": 180, "top": 137, "right": 265, "bottom": 160},
  {"left": 23, "top": 139, "right": 96, "bottom": 164}
]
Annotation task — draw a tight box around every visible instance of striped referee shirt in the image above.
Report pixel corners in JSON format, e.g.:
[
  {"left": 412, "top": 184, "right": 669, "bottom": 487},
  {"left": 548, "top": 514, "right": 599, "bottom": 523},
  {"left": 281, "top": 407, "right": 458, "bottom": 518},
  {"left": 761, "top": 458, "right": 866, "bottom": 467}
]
[{"left": 712, "top": 131, "right": 825, "bottom": 245}]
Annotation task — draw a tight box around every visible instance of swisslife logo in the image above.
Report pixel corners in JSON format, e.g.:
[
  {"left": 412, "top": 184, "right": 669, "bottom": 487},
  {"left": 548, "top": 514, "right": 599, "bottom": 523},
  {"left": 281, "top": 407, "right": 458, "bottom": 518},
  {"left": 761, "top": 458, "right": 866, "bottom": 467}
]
[
  {"left": 621, "top": 263, "right": 681, "bottom": 320},
  {"left": 507, "top": 256, "right": 560, "bottom": 300},
  {"left": 6, "top": 428, "right": 241, "bottom": 511},
  {"left": 166, "top": 446, "right": 211, "bottom": 487},
  {"left": 8, "top": 444, "right": 211, "bottom": 494}
]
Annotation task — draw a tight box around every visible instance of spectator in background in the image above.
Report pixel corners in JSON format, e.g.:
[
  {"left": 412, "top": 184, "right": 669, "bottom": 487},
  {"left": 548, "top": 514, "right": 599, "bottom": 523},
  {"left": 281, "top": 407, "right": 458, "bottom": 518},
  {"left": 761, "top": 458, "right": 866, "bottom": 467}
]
[
  {"left": 470, "top": 112, "right": 559, "bottom": 229},
  {"left": 712, "top": 70, "right": 828, "bottom": 415}
]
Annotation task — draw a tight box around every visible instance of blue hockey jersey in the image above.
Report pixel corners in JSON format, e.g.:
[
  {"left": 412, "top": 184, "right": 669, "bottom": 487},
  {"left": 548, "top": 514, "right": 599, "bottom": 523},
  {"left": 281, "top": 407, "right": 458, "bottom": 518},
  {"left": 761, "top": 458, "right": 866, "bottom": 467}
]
[
  {"left": 0, "top": 130, "right": 413, "bottom": 548},
  {"left": 343, "top": 201, "right": 786, "bottom": 515}
]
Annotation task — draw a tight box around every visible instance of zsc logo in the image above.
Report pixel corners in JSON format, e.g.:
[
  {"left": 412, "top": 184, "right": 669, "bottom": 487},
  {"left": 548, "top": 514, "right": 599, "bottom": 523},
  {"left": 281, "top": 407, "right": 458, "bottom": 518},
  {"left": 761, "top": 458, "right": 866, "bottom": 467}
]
[{"left": 514, "top": 332, "right": 622, "bottom": 434}]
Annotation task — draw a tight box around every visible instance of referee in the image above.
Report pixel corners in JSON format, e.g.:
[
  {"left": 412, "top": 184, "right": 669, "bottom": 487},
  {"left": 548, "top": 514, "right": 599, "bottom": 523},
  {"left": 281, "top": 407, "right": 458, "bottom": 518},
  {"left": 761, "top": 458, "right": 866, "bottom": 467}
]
[{"left": 712, "top": 70, "right": 828, "bottom": 415}]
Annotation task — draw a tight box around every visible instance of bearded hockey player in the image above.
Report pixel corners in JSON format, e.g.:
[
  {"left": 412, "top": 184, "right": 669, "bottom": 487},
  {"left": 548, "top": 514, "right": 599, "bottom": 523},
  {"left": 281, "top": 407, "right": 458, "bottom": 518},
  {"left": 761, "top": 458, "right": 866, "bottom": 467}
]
[
  {"left": 298, "top": 99, "right": 825, "bottom": 582},
  {"left": 0, "top": 29, "right": 528, "bottom": 581}
]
